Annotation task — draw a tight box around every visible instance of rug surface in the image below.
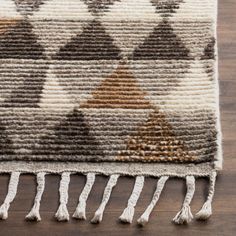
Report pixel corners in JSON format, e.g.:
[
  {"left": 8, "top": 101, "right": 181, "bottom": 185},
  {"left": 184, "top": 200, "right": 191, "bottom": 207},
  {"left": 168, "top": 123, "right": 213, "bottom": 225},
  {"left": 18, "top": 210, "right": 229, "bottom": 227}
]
[{"left": 0, "top": 0, "right": 222, "bottom": 225}]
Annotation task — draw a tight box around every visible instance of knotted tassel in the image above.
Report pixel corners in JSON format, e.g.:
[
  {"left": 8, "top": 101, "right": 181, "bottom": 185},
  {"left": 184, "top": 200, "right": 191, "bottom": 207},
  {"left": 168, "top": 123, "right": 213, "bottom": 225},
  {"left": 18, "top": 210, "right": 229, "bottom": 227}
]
[
  {"left": 196, "top": 171, "right": 217, "bottom": 220},
  {"left": 137, "top": 176, "right": 169, "bottom": 226},
  {"left": 55, "top": 172, "right": 70, "bottom": 222},
  {"left": 119, "top": 176, "right": 144, "bottom": 223},
  {"left": 0, "top": 172, "right": 20, "bottom": 220},
  {"left": 173, "top": 176, "right": 195, "bottom": 225},
  {"left": 73, "top": 173, "right": 96, "bottom": 220},
  {"left": 91, "top": 174, "right": 119, "bottom": 224},
  {"left": 25, "top": 172, "right": 46, "bottom": 221}
]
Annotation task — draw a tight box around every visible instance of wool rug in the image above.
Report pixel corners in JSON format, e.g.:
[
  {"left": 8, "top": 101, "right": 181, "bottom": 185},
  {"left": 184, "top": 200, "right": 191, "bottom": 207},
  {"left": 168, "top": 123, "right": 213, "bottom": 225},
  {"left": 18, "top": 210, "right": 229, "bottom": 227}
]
[{"left": 0, "top": 0, "right": 222, "bottom": 226}]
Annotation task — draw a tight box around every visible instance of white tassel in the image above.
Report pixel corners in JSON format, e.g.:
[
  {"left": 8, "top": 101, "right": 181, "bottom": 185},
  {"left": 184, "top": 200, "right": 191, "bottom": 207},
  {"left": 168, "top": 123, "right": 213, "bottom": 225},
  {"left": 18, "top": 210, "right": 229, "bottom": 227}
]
[
  {"left": 173, "top": 176, "right": 195, "bottom": 225},
  {"left": 0, "top": 172, "right": 20, "bottom": 220},
  {"left": 137, "top": 176, "right": 169, "bottom": 226},
  {"left": 55, "top": 172, "right": 70, "bottom": 222},
  {"left": 25, "top": 172, "right": 46, "bottom": 221},
  {"left": 196, "top": 171, "right": 217, "bottom": 220},
  {"left": 91, "top": 174, "right": 119, "bottom": 224},
  {"left": 73, "top": 173, "right": 96, "bottom": 220},
  {"left": 119, "top": 176, "right": 144, "bottom": 223}
]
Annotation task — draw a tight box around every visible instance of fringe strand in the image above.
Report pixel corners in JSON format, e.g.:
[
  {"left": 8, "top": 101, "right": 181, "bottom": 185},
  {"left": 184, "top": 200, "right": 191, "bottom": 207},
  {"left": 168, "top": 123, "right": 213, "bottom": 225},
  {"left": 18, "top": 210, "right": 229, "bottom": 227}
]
[
  {"left": 119, "top": 175, "right": 145, "bottom": 223},
  {"left": 196, "top": 171, "right": 217, "bottom": 220},
  {"left": 0, "top": 172, "right": 20, "bottom": 220},
  {"left": 25, "top": 172, "right": 46, "bottom": 221},
  {"left": 137, "top": 176, "right": 169, "bottom": 226},
  {"left": 91, "top": 174, "right": 119, "bottom": 224},
  {"left": 55, "top": 172, "right": 71, "bottom": 222},
  {"left": 73, "top": 173, "right": 96, "bottom": 220},
  {"left": 173, "top": 176, "right": 195, "bottom": 224}
]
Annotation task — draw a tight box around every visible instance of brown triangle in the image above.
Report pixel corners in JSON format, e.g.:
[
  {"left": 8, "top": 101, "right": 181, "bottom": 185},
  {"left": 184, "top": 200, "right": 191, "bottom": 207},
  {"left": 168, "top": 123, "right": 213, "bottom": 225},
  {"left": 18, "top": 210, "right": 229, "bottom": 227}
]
[
  {"left": 80, "top": 63, "right": 153, "bottom": 109},
  {"left": 117, "top": 109, "right": 197, "bottom": 162}
]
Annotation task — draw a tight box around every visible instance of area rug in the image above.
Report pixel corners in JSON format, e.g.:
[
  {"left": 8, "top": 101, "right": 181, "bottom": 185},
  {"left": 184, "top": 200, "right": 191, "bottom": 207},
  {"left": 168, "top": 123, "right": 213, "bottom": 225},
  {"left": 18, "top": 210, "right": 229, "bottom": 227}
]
[{"left": 0, "top": 0, "right": 222, "bottom": 226}]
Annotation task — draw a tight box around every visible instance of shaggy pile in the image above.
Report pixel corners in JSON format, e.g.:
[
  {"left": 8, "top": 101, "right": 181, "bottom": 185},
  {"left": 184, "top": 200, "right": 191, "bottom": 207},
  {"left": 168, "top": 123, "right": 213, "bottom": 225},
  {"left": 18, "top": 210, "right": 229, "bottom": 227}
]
[{"left": 0, "top": 0, "right": 222, "bottom": 226}]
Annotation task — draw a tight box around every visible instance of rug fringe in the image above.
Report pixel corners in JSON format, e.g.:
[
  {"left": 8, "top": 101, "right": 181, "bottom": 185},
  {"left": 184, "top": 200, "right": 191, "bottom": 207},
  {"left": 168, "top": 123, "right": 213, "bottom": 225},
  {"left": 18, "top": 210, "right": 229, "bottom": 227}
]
[
  {"left": 91, "top": 174, "right": 119, "bottom": 224},
  {"left": 0, "top": 172, "right": 217, "bottom": 224},
  {"left": 173, "top": 176, "right": 195, "bottom": 225},
  {"left": 55, "top": 172, "right": 70, "bottom": 222},
  {"left": 137, "top": 176, "right": 169, "bottom": 226},
  {"left": 73, "top": 173, "right": 96, "bottom": 220},
  {"left": 26, "top": 172, "right": 46, "bottom": 221},
  {"left": 0, "top": 172, "right": 20, "bottom": 220},
  {"left": 196, "top": 171, "right": 217, "bottom": 220},
  {"left": 119, "top": 175, "right": 144, "bottom": 223}
]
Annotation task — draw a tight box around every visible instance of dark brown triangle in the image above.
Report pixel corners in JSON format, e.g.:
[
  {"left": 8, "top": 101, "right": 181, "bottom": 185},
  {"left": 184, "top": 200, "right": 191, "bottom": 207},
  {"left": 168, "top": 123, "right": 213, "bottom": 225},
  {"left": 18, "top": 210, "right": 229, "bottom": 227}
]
[
  {"left": 131, "top": 19, "right": 191, "bottom": 60},
  {"left": 117, "top": 110, "right": 197, "bottom": 162},
  {"left": 80, "top": 63, "right": 153, "bottom": 109},
  {"left": 33, "top": 109, "right": 104, "bottom": 160},
  {"left": 3, "top": 64, "right": 48, "bottom": 108},
  {"left": 53, "top": 20, "right": 121, "bottom": 60},
  {"left": 82, "top": 0, "right": 120, "bottom": 14},
  {"left": 151, "top": 0, "right": 183, "bottom": 16},
  {"left": 0, "top": 20, "right": 45, "bottom": 59},
  {"left": 0, "top": 121, "right": 15, "bottom": 155},
  {"left": 201, "top": 37, "right": 215, "bottom": 60}
]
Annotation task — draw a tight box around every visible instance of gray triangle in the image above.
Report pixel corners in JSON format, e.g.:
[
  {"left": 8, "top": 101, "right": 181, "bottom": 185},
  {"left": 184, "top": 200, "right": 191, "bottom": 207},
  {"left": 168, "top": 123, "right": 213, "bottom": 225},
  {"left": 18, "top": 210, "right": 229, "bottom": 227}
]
[{"left": 14, "top": 0, "right": 47, "bottom": 15}]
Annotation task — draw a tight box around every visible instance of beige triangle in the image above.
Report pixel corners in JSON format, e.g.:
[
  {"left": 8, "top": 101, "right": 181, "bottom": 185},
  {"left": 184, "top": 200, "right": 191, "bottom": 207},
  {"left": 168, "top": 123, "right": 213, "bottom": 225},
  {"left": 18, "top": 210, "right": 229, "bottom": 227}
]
[
  {"left": 102, "top": 0, "right": 159, "bottom": 20},
  {"left": 101, "top": 21, "right": 158, "bottom": 57},
  {"left": 39, "top": 67, "right": 74, "bottom": 111},
  {"left": 31, "top": 0, "right": 93, "bottom": 20},
  {"left": 0, "top": 0, "right": 22, "bottom": 19}
]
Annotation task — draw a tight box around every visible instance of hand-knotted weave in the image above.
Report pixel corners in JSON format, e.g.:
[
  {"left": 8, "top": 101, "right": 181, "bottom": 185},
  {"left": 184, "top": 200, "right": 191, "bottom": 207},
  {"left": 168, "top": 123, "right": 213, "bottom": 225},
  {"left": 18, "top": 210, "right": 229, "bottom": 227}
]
[{"left": 0, "top": 0, "right": 222, "bottom": 226}]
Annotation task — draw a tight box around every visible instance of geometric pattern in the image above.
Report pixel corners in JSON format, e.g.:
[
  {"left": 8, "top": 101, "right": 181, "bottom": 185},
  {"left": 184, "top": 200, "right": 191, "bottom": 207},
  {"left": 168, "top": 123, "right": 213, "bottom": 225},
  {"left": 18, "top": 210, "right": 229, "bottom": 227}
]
[
  {"left": 0, "top": 0, "right": 218, "bottom": 164},
  {"left": 151, "top": 0, "right": 184, "bottom": 16},
  {"left": 82, "top": 0, "right": 121, "bottom": 15}
]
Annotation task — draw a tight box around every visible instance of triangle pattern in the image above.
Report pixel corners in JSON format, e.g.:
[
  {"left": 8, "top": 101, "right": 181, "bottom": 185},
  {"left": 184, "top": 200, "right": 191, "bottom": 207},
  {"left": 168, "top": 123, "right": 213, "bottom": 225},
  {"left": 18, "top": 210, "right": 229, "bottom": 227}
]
[
  {"left": 151, "top": 0, "right": 184, "bottom": 16},
  {"left": 129, "top": 60, "right": 190, "bottom": 98},
  {"left": 31, "top": 20, "right": 86, "bottom": 58},
  {"left": 101, "top": 21, "right": 158, "bottom": 57},
  {"left": 131, "top": 19, "right": 191, "bottom": 60},
  {"left": 0, "top": 20, "right": 45, "bottom": 59},
  {"left": 83, "top": 109, "right": 151, "bottom": 159},
  {"left": 30, "top": 0, "right": 93, "bottom": 20},
  {"left": 39, "top": 67, "right": 74, "bottom": 111},
  {"left": 0, "top": 121, "right": 15, "bottom": 155},
  {"left": 82, "top": 0, "right": 120, "bottom": 14},
  {"left": 171, "top": 20, "right": 213, "bottom": 58},
  {"left": 102, "top": 0, "right": 159, "bottom": 20},
  {"left": 117, "top": 109, "right": 196, "bottom": 162},
  {"left": 2, "top": 109, "right": 60, "bottom": 155},
  {"left": 54, "top": 20, "right": 121, "bottom": 60},
  {"left": 56, "top": 60, "right": 119, "bottom": 105},
  {"left": 33, "top": 109, "right": 104, "bottom": 160},
  {"left": 80, "top": 63, "right": 153, "bottom": 109},
  {"left": 160, "top": 60, "right": 214, "bottom": 110},
  {"left": 172, "top": 0, "right": 215, "bottom": 20},
  {"left": 4, "top": 75, "right": 45, "bottom": 108},
  {"left": 14, "top": 0, "right": 46, "bottom": 15},
  {"left": 201, "top": 37, "right": 215, "bottom": 60}
]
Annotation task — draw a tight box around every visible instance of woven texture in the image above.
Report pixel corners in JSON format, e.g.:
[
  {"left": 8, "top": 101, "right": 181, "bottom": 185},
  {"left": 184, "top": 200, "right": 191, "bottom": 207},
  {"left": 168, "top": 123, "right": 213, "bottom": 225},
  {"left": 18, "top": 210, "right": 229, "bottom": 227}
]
[
  {"left": 0, "top": 0, "right": 221, "bottom": 168},
  {"left": 0, "top": 0, "right": 220, "bottom": 166},
  {"left": 0, "top": 0, "right": 222, "bottom": 226}
]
